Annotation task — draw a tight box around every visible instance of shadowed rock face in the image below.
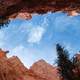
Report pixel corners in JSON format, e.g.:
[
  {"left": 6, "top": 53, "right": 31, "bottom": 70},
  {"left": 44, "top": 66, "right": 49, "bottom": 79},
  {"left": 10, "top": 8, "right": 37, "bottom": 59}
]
[
  {"left": 0, "top": 0, "right": 80, "bottom": 26},
  {"left": 1, "top": 0, "right": 80, "bottom": 15}
]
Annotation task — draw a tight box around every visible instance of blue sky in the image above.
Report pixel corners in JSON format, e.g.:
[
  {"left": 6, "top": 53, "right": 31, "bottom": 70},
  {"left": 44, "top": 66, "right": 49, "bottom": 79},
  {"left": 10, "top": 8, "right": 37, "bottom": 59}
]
[{"left": 0, "top": 12, "right": 80, "bottom": 68}]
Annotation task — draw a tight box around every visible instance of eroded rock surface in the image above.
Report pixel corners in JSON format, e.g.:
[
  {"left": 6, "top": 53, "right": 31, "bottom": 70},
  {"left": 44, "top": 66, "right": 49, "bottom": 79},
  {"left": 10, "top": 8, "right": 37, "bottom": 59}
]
[
  {"left": 30, "top": 59, "right": 60, "bottom": 80},
  {"left": 0, "top": 49, "right": 80, "bottom": 80},
  {"left": 0, "top": 49, "right": 60, "bottom": 80},
  {"left": 0, "top": 0, "right": 80, "bottom": 26}
]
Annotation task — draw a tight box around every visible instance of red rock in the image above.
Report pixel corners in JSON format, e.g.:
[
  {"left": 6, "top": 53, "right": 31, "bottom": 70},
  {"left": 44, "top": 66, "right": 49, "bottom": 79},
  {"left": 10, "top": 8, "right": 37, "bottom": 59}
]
[
  {"left": 0, "top": 49, "right": 60, "bottom": 80},
  {"left": 2, "top": 0, "right": 21, "bottom": 7},
  {"left": 0, "top": 49, "right": 80, "bottom": 80},
  {"left": 30, "top": 59, "right": 60, "bottom": 80},
  {"left": 0, "top": 0, "right": 80, "bottom": 25}
]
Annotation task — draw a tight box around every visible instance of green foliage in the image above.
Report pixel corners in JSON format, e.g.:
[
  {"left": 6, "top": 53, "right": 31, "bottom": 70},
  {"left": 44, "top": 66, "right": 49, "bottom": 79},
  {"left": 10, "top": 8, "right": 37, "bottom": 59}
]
[
  {"left": 0, "top": 16, "right": 10, "bottom": 29},
  {"left": 56, "top": 44, "right": 80, "bottom": 80}
]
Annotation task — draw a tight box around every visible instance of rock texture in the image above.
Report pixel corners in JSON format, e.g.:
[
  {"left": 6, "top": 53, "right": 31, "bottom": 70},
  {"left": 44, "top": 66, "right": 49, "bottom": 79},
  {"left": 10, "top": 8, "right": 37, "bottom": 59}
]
[
  {"left": 0, "top": 49, "right": 60, "bottom": 80},
  {"left": 30, "top": 59, "right": 60, "bottom": 80},
  {"left": 0, "top": 57, "right": 60, "bottom": 80},
  {"left": 7, "top": 56, "right": 28, "bottom": 75},
  {"left": 0, "top": 49, "right": 80, "bottom": 80},
  {"left": 0, "top": 0, "right": 80, "bottom": 26}
]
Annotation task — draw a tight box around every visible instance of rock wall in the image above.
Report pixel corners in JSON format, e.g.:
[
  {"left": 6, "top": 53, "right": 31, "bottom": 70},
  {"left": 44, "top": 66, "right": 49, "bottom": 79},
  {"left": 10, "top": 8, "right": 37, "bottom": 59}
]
[
  {"left": 0, "top": 56, "right": 60, "bottom": 80},
  {"left": 7, "top": 56, "right": 28, "bottom": 75},
  {"left": 0, "top": 58, "right": 18, "bottom": 80},
  {"left": 0, "top": 0, "right": 80, "bottom": 26},
  {"left": 0, "top": 51, "right": 80, "bottom": 80},
  {"left": 30, "top": 59, "right": 60, "bottom": 80}
]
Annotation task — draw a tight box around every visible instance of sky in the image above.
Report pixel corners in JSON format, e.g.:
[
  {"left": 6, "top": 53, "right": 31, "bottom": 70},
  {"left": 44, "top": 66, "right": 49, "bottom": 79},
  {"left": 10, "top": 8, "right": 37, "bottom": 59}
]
[{"left": 0, "top": 12, "right": 80, "bottom": 68}]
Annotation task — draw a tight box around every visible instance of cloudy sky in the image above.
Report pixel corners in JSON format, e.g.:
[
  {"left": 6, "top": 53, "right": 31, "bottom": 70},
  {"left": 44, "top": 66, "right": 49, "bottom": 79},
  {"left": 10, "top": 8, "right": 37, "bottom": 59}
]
[{"left": 0, "top": 12, "right": 80, "bottom": 68}]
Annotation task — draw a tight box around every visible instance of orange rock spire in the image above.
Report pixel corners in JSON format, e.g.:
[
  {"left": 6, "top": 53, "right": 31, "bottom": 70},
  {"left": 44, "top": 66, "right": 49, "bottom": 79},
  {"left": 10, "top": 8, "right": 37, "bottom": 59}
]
[{"left": 0, "top": 49, "right": 9, "bottom": 58}]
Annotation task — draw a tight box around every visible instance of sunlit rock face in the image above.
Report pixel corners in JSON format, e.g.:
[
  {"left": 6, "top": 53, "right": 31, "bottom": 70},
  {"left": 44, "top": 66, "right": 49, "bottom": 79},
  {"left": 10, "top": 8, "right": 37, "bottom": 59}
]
[
  {"left": 7, "top": 56, "right": 28, "bottom": 75},
  {"left": 68, "top": 11, "right": 79, "bottom": 16},
  {"left": 0, "top": 49, "right": 60, "bottom": 80},
  {"left": 0, "top": 49, "right": 80, "bottom": 80},
  {"left": 9, "top": 12, "right": 32, "bottom": 20},
  {"left": 30, "top": 59, "right": 60, "bottom": 80},
  {"left": 0, "top": 58, "right": 60, "bottom": 80},
  {"left": 0, "top": 0, "right": 80, "bottom": 25}
]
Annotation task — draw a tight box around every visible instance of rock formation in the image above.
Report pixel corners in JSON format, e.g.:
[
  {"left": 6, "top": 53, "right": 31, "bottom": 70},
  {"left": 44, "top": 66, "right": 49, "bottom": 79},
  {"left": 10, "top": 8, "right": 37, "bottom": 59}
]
[
  {"left": 0, "top": 0, "right": 80, "bottom": 26},
  {"left": 0, "top": 49, "right": 80, "bottom": 80},
  {"left": 0, "top": 49, "right": 60, "bottom": 80},
  {"left": 73, "top": 54, "right": 80, "bottom": 77},
  {"left": 30, "top": 59, "right": 60, "bottom": 80}
]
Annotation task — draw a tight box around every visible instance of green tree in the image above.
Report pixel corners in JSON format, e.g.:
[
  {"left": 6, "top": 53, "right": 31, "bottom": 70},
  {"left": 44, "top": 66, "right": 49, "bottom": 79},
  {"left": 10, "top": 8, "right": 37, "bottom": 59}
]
[
  {"left": 0, "top": 16, "right": 10, "bottom": 28},
  {"left": 56, "top": 44, "right": 74, "bottom": 80}
]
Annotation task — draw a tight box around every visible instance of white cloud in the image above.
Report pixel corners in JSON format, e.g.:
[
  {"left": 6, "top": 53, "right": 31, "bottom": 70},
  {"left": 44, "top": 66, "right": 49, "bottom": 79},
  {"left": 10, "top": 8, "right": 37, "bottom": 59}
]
[
  {"left": 41, "top": 17, "right": 49, "bottom": 27},
  {"left": 8, "top": 44, "right": 57, "bottom": 68},
  {"left": 8, "top": 45, "right": 33, "bottom": 68},
  {"left": 18, "top": 17, "right": 48, "bottom": 44},
  {"left": 19, "top": 22, "right": 33, "bottom": 33},
  {"left": 27, "top": 17, "right": 48, "bottom": 44},
  {"left": 27, "top": 27, "right": 45, "bottom": 44},
  {"left": 8, "top": 45, "right": 42, "bottom": 68}
]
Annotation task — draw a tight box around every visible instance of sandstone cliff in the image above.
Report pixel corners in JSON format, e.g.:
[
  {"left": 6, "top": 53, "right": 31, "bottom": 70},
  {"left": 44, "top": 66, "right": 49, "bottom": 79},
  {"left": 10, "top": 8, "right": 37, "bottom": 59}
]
[
  {"left": 30, "top": 59, "right": 60, "bottom": 80},
  {"left": 0, "top": 49, "right": 60, "bottom": 80},
  {"left": 0, "top": 49, "right": 80, "bottom": 80},
  {"left": 0, "top": 55, "right": 60, "bottom": 80}
]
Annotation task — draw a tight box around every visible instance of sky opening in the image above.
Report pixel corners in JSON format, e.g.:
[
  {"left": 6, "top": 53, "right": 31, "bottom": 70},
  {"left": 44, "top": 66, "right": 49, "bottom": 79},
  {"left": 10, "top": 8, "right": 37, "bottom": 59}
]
[{"left": 0, "top": 12, "right": 80, "bottom": 68}]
